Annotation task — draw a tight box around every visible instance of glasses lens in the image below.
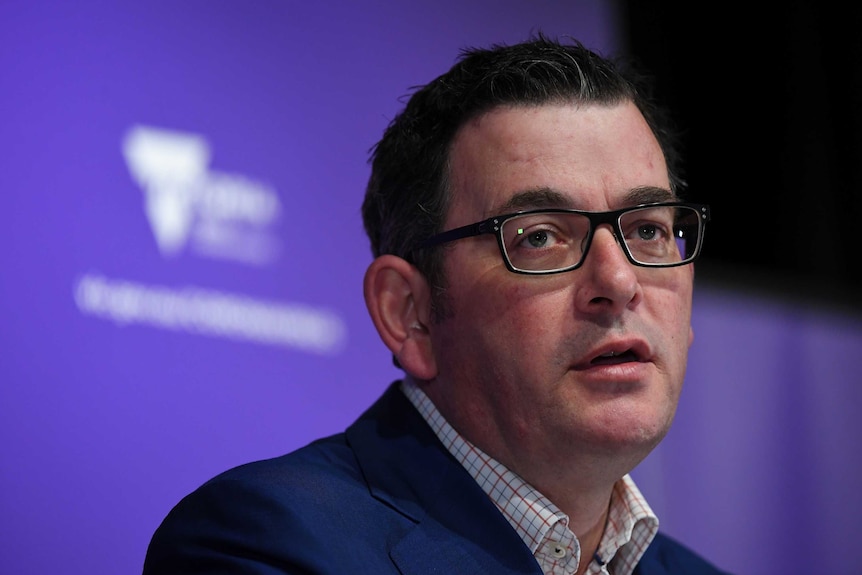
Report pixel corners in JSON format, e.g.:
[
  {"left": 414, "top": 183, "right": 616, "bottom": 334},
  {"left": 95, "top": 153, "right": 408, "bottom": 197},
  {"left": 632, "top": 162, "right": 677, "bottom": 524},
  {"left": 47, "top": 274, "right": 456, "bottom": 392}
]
[
  {"left": 619, "top": 205, "right": 701, "bottom": 265},
  {"left": 500, "top": 212, "right": 591, "bottom": 272}
]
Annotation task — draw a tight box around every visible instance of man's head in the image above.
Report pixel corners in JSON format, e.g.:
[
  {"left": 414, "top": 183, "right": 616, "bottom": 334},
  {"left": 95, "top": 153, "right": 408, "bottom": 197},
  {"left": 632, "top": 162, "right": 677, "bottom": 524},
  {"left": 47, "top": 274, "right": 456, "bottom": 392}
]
[
  {"left": 362, "top": 35, "right": 702, "bottom": 492},
  {"left": 362, "top": 34, "right": 685, "bottom": 319}
]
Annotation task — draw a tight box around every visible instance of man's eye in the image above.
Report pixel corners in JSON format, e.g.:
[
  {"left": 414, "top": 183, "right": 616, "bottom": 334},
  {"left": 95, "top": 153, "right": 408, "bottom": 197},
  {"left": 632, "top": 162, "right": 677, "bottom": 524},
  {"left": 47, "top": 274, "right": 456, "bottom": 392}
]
[
  {"left": 626, "top": 220, "right": 670, "bottom": 243},
  {"left": 514, "top": 226, "right": 562, "bottom": 250},
  {"left": 525, "top": 229, "right": 551, "bottom": 248},
  {"left": 637, "top": 224, "right": 658, "bottom": 241}
]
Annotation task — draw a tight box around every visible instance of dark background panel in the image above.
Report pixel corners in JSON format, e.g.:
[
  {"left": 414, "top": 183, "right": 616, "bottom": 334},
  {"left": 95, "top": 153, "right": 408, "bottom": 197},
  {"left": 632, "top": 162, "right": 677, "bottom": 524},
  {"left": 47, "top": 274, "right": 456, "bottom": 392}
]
[{"left": 619, "top": 2, "right": 862, "bottom": 310}]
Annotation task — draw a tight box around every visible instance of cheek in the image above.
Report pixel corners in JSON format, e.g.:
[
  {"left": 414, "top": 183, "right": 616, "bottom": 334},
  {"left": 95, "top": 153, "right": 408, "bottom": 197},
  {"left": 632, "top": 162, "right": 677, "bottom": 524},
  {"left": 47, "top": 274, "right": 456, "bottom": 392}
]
[
  {"left": 656, "top": 270, "right": 694, "bottom": 324},
  {"left": 642, "top": 274, "right": 694, "bottom": 370},
  {"left": 486, "top": 280, "right": 566, "bottom": 331},
  {"left": 450, "top": 278, "right": 563, "bottom": 361}
]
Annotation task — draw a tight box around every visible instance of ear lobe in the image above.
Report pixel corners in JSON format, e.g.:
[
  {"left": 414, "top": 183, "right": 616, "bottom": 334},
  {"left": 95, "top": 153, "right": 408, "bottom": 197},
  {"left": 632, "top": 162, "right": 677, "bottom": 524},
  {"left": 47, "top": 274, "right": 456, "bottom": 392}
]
[{"left": 363, "top": 255, "right": 437, "bottom": 380}]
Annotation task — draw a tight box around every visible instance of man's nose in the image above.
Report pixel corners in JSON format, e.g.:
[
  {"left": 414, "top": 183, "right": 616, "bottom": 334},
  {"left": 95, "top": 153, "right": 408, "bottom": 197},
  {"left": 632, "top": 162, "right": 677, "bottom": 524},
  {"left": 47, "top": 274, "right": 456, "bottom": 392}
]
[{"left": 574, "top": 225, "right": 641, "bottom": 312}]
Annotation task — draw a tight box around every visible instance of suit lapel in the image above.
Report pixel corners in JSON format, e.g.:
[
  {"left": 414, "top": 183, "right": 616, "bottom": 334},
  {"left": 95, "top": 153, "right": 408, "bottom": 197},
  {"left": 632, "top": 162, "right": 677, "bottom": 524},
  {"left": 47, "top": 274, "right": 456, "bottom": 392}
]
[{"left": 346, "top": 382, "right": 541, "bottom": 575}]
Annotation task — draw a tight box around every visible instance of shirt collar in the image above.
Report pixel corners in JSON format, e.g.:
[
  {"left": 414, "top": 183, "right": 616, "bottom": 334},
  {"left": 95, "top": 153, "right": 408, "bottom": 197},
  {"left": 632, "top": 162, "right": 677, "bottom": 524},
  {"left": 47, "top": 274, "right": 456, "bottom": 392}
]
[{"left": 400, "top": 377, "right": 659, "bottom": 575}]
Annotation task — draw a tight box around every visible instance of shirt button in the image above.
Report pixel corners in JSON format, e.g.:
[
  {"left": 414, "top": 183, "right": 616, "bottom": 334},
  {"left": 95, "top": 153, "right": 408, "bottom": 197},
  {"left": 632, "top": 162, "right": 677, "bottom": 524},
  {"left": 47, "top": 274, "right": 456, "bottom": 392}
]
[{"left": 548, "top": 541, "right": 567, "bottom": 558}]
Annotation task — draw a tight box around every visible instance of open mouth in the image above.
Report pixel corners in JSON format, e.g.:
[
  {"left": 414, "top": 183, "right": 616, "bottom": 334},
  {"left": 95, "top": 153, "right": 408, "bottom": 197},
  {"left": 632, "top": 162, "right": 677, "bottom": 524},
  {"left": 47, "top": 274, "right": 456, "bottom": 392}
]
[{"left": 590, "top": 349, "right": 639, "bottom": 365}]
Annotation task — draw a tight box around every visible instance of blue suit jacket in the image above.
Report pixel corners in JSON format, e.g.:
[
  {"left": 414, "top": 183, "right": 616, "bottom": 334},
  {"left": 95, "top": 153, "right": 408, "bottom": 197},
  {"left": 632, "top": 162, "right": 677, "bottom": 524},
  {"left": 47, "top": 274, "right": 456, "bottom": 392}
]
[{"left": 144, "top": 382, "right": 730, "bottom": 574}]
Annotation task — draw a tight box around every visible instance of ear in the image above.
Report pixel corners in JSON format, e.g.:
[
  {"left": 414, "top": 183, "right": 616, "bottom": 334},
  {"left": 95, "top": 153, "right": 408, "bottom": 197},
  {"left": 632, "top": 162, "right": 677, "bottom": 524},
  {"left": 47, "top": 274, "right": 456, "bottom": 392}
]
[{"left": 363, "top": 255, "right": 437, "bottom": 380}]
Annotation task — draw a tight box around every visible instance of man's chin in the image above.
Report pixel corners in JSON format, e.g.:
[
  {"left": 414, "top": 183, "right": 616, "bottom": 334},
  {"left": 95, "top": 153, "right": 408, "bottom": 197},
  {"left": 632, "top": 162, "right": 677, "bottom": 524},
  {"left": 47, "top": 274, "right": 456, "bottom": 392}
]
[{"left": 583, "top": 416, "right": 673, "bottom": 462}]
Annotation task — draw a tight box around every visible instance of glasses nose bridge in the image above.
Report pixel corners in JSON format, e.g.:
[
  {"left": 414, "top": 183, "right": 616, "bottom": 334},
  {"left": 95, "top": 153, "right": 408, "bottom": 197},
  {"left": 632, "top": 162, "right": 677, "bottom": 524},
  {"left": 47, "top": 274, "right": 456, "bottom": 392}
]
[
  {"left": 586, "top": 209, "right": 624, "bottom": 245},
  {"left": 577, "top": 210, "right": 630, "bottom": 268}
]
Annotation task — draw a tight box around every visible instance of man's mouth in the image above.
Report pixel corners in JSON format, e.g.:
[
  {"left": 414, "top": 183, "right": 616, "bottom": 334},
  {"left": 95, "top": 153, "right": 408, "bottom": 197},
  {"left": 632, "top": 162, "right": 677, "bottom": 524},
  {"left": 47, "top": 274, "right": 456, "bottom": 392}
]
[{"left": 590, "top": 349, "right": 640, "bottom": 366}]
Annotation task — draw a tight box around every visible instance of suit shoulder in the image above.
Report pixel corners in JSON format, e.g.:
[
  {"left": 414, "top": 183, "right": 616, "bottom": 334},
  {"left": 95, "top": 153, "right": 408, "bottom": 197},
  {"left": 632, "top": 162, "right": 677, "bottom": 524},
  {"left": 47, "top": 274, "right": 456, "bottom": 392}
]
[
  {"left": 157, "top": 432, "right": 364, "bottom": 528},
  {"left": 143, "top": 432, "right": 376, "bottom": 573},
  {"left": 638, "top": 532, "right": 733, "bottom": 575},
  {"left": 203, "top": 431, "right": 360, "bottom": 491}
]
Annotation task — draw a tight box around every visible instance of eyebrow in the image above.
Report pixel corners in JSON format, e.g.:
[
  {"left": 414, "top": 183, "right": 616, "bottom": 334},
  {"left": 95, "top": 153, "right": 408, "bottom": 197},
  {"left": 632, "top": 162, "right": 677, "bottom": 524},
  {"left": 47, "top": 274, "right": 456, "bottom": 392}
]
[
  {"left": 625, "top": 186, "right": 677, "bottom": 206},
  {"left": 494, "top": 185, "right": 676, "bottom": 214},
  {"left": 496, "top": 188, "right": 573, "bottom": 212}
]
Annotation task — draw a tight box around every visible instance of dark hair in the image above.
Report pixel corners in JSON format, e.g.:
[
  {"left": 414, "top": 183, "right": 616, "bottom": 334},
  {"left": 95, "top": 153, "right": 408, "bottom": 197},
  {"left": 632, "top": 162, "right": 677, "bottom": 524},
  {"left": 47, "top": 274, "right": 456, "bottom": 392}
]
[{"left": 362, "top": 34, "right": 684, "bottom": 319}]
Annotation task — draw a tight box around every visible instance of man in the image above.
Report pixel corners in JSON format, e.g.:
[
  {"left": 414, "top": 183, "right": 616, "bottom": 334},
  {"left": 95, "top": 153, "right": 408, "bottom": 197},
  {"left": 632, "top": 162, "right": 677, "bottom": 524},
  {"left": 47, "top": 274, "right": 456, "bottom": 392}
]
[{"left": 143, "top": 36, "right": 729, "bottom": 575}]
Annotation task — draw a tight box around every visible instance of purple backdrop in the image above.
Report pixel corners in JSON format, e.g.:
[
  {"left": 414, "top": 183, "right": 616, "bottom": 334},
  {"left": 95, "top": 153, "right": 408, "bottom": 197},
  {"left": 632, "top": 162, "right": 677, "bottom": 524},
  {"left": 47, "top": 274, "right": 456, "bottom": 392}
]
[{"left": 2, "top": 2, "right": 860, "bottom": 575}]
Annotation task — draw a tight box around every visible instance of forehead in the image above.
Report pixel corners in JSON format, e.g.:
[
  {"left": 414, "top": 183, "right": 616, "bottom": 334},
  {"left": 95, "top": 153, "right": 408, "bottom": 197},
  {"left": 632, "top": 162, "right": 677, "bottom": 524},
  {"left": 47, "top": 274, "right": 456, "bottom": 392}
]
[{"left": 446, "top": 102, "right": 670, "bottom": 222}]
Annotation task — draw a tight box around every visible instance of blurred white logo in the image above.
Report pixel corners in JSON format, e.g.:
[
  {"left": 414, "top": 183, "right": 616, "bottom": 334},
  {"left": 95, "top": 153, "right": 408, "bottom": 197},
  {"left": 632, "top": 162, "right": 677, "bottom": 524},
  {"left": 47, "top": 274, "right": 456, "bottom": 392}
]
[{"left": 122, "top": 125, "right": 281, "bottom": 265}]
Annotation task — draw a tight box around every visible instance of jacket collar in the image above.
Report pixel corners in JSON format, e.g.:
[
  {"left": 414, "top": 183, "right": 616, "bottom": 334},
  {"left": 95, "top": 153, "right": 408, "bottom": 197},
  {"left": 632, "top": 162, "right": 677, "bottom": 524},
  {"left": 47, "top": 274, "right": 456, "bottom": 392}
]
[{"left": 345, "top": 381, "right": 541, "bottom": 574}]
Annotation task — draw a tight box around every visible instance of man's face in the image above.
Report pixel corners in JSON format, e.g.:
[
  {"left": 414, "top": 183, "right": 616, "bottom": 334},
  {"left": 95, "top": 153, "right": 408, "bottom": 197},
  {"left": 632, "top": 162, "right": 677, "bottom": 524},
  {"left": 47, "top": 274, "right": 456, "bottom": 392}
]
[{"left": 424, "top": 102, "right": 695, "bottom": 484}]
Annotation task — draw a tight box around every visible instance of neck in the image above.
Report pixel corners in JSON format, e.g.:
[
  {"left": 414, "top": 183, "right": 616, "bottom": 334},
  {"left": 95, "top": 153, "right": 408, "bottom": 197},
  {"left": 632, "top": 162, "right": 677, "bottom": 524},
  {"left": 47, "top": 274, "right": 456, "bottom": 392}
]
[
  {"left": 575, "top": 511, "right": 608, "bottom": 575},
  {"left": 561, "top": 485, "right": 612, "bottom": 575}
]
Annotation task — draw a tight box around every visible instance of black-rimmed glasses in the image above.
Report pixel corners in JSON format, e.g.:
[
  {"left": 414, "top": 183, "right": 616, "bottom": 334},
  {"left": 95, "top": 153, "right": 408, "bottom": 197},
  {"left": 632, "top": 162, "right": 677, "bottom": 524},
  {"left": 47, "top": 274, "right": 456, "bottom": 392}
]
[{"left": 416, "top": 202, "right": 710, "bottom": 275}]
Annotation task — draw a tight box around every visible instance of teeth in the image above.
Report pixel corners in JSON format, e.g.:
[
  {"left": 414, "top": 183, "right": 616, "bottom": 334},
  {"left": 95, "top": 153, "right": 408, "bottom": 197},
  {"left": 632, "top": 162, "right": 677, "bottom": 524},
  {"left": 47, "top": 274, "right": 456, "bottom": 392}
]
[{"left": 600, "top": 351, "right": 617, "bottom": 358}]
